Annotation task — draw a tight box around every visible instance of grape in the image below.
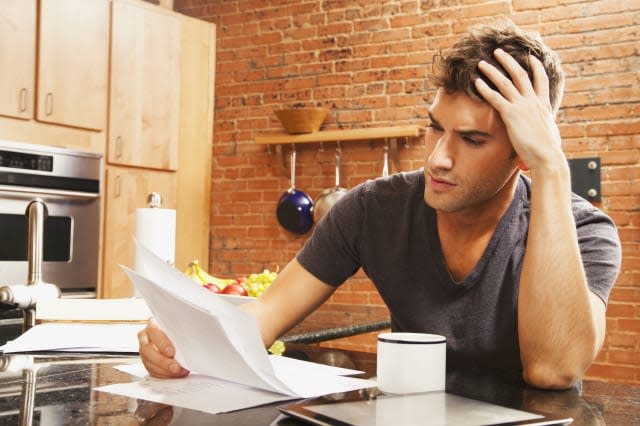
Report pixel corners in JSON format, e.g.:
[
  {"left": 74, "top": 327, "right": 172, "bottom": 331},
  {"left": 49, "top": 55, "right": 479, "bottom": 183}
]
[{"left": 244, "top": 269, "right": 278, "bottom": 298}]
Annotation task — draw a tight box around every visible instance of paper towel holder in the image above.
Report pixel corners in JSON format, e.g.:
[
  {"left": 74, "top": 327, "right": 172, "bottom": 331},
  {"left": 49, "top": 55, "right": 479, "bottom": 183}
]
[{"left": 147, "top": 192, "right": 162, "bottom": 208}]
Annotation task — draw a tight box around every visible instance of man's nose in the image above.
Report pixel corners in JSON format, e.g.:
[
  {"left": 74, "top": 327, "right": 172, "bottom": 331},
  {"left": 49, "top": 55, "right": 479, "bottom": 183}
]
[{"left": 428, "top": 135, "right": 454, "bottom": 170}]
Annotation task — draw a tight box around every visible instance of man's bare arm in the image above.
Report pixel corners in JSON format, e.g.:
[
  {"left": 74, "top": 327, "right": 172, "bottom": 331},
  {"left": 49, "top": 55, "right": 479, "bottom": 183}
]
[
  {"left": 240, "top": 258, "right": 337, "bottom": 346},
  {"left": 475, "top": 49, "right": 605, "bottom": 389}
]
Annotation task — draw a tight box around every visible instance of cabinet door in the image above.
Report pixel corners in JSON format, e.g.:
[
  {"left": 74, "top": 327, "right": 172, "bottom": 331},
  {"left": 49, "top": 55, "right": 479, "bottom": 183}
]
[
  {"left": 101, "top": 167, "right": 177, "bottom": 298},
  {"left": 37, "top": 0, "right": 109, "bottom": 130},
  {"left": 109, "top": 0, "right": 181, "bottom": 171},
  {"left": 175, "top": 16, "right": 216, "bottom": 271},
  {"left": 0, "top": 0, "right": 36, "bottom": 120}
]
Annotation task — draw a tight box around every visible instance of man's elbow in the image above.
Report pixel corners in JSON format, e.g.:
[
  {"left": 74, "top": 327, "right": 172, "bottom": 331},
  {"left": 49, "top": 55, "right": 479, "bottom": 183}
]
[{"left": 522, "top": 362, "right": 584, "bottom": 389}]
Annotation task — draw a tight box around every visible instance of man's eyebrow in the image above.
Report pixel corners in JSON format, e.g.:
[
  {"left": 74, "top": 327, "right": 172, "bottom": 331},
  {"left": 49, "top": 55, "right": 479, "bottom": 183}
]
[
  {"left": 459, "top": 129, "right": 491, "bottom": 138},
  {"left": 428, "top": 112, "right": 491, "bottom": 138}
]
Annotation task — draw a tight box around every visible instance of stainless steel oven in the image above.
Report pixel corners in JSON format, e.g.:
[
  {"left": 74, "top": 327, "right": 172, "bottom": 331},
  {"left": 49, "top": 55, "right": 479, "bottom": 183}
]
[{"left": 0, "top": 140, "right": 101, "bottom": 297}]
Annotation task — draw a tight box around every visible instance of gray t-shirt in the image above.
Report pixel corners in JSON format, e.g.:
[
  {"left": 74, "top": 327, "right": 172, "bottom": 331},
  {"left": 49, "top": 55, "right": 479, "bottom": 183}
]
[{"left": 297, "top": 170, "right": 621, "bottom": 371}]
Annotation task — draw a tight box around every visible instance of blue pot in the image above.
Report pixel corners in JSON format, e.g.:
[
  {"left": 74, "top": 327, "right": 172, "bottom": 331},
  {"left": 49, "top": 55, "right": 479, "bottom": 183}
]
[
  {"left": 276, "top": 149, "right": 314, "bottom": 234},
  {"left": 276, "top": 187, "right": 314, "bottom": 234}
]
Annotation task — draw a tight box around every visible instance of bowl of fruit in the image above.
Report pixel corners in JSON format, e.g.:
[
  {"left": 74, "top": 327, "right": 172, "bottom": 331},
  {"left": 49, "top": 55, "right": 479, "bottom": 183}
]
[{"left": 185, "top": 260, "right": 278, "bottom": 305}]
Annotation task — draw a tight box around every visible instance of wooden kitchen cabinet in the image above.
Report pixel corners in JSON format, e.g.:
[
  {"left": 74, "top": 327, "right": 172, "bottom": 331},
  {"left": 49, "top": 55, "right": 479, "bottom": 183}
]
[
  {"left": 101, "top": 167, "right": 177, "bottom": 298},
  {"left": 0, "top": 0, "right": 36, "bottom": 120},
  {"left": 174, "top": 14, "right": 216, "bottom": 272},
  {"left": 0, "top": 0, "right": 109, "bottom": 130},
  {"left": 108, "top": 0, "right": 181, "bottom": 171},
  {"left": 98, "top": 4, "right": 215, "bottom": 299},
  {"left": 38, "top": 0, "right": 110, "bottom": 131}
]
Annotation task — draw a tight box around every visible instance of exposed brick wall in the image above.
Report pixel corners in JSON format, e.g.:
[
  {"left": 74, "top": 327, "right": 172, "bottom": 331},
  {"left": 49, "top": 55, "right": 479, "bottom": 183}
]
[{"left": 174, "top": 0, "right": 640, "bottom": 385}]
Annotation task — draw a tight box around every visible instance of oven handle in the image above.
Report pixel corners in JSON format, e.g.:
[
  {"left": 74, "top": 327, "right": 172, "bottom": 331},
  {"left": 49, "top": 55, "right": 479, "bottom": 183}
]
[{"left": 0, "top": 185, "right": 99, "bottom": 199}]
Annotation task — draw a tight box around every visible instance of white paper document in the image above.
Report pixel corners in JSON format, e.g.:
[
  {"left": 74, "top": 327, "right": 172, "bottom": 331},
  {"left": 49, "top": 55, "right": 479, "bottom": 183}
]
[
  {"left": 100, "top": 374, "right": 296, "bottom": 415},
  {"left": 96, "top": 242, "right": 376, "bottom": 413},
  {"left": 115, "top": 357, "right": 364, "bottom": 380},
  {"left": 1, "top": 322, "right": 144, "bottom": 353},
  {"left": 35, "top": 298, "right": 152, "bottom": 322}
]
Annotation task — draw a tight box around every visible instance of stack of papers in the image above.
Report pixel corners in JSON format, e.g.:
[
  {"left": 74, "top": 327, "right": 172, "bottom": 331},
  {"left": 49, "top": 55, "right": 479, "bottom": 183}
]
[
  {"left": 1, "top": 297, "right": 151, "bottom": 353},
  {"left": 35, "top": 298, "right": 152, "bottom": 323},
  {"left": 1, "top": 322, "right": 143, "bottom": 353},
  {"left": 95, "top": 242, "right": 376, "bottom": 414}
]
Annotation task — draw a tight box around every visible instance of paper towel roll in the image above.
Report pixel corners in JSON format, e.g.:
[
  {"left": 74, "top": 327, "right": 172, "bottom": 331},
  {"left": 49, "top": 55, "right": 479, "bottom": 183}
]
[{"left": 134, "top": 207, "right": 176, "bottom": 271}]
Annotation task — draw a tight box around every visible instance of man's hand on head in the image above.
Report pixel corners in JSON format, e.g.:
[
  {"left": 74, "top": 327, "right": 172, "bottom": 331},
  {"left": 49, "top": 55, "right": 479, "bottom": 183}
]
[{"left": 474, "top": 48, "right": 565, "bottom": 174}]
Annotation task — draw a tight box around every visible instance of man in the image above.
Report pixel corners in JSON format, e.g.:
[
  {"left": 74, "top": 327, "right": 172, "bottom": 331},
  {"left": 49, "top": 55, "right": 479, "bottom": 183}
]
[{"left": 138, "top": 20, "right": 621, "bottom": 389}]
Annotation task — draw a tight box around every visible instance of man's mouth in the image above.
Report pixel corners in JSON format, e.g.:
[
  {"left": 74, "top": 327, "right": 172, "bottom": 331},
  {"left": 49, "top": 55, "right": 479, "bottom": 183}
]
[{"left": 428, "top": 173, "right": 456, "bottom": 190}]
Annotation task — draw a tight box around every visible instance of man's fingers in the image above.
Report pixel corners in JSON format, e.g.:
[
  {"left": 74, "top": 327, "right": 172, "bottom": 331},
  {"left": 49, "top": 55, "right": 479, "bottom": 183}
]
[
  {"left": 139, "top": 340, "right": 189, "bottom": 378},
  {"left": 138, "top": 320, "right": 189, "bottom": 378},
  {"left": 529, "top": 54, "right": 551, "bottom": 109},
  {"left": 477, "top": 59, "right": 520, "bottom": 102},
  {"left": 144, "top": 319, "right": 175, "bottom": 357},
  {"left": 476, "top": 49, "right": 553, "bottom": 117},
  {"left": 474, "top": 77, "right": 507, "bottom": 113},
  {"left": 492, "top": 48, "right": 535, "bottom": 97}
]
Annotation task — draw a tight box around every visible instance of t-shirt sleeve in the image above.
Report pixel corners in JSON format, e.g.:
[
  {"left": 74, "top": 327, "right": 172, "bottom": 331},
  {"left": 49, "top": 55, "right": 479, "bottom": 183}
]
[
  {"left": 576, "top": 205, "right": 622, "bottom": 306},
  {"left": 296, "top": 183, "right": 366, "bottom": 286}
]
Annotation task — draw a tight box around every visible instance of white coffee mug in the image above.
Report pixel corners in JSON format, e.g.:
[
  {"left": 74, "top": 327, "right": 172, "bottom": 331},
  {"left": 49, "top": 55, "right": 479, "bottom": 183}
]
[{"left": 376, "top": 332, "right": 446, "bottom": 394}]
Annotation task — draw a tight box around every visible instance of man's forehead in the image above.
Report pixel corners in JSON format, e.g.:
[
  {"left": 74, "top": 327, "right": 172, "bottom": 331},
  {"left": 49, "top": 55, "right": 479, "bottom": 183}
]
[{"left": 429, "top": 89, "right": 502, "bottom": 130}]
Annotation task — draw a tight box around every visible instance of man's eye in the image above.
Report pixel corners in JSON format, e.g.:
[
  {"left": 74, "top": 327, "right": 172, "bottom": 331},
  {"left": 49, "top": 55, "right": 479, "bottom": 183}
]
[
  {"left": 463, "top": 137, "right": 484, "bottom": 146},
  {"left": 427, "top": 123, "right": 443, "bottom": 131}
]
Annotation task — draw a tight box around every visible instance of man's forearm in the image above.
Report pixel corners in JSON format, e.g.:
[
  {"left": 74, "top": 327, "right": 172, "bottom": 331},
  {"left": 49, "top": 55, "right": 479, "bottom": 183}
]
[
  {"left": 241, "top": 259, "right": 336, "bottom": 347},
  {"left": 518, "top": 165, "right": 602, "bottom": 389}
]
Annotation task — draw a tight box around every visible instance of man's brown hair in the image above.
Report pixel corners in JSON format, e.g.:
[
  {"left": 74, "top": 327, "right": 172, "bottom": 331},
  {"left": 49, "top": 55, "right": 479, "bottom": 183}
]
[{"left": 431, "top": 19, "right": 565, "bottom": 113}]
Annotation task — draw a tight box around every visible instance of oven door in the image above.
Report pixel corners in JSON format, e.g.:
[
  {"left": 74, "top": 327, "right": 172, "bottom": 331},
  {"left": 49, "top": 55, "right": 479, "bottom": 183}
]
[{"left": 0, "top": 186, "right": 100, "bottom": 296}]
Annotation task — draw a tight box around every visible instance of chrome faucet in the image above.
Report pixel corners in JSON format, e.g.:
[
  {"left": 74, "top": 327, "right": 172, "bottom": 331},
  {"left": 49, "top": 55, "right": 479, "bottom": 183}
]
[
  {"left": 0, "top": 198, "right": 60, "bottom": 327},
  {"left": 26, "top": 199, "right": 48, "bottom": 286}
]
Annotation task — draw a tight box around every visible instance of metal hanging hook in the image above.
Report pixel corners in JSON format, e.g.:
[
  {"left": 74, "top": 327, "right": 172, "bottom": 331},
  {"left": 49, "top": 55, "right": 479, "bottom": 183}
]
[
  {"left": 382, "top": 140, "right": 389, "bottom": 178},
  {"left": 290, "top": 144, "right": 297, "bottom": 189}
]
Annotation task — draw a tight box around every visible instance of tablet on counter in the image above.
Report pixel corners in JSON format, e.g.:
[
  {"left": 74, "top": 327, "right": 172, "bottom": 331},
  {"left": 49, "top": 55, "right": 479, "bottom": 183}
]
[{"left": 277, "top": 389, "right": 573, "bottom": 426}]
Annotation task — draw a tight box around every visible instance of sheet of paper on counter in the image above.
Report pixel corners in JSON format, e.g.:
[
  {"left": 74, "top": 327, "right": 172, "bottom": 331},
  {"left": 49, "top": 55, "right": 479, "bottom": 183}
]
[
  {"left": 100, "top": 357, "right": 369, "bottom": 415},
  {"left": 116, "top": 356, "right": 364, "bottom": 379},
  {"left": 99, "top": 373, "right": 297, "bottom": 415},
  {"left": 1, "top": 322, "right": 144, "bottom": 353},
  {"left": 95, "top": 241, "right": 376, "bottom": 414},
  {"left": 103, "top": 357, "right": 368, "bottom": 415}
]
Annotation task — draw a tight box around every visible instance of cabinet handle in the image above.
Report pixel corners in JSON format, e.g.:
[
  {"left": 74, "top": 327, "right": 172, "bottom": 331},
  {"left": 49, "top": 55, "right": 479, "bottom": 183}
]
[
  {"left": 115, "top": 175, "right": 121, "bottom": 198},
  {"left": 115, "top": 136, "right": 123, "bottom": 158},
  {"left": 19, "top": 88, "right": 28, "bottom": 112},
  {"left": 45, "top": 93, "right": 53, "bottom": 115}
]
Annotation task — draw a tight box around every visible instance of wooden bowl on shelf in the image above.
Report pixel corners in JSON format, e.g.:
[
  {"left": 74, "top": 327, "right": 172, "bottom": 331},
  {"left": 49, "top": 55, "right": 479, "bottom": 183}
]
[{"left": 274, "top": 107, "right": 329, "bottom": 134}]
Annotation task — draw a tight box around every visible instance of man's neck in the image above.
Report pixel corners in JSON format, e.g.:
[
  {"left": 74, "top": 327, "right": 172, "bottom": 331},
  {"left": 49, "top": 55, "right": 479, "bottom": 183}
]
[
  {"left": 435, "top": 174, "right": 520, "bottom": 282},
  {"left": 436, "top": 174, "right": 520, "bottom": 242}
]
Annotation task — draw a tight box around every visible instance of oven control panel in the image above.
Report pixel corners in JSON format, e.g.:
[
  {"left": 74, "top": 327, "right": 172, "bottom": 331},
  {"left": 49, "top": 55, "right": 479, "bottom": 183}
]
[{"left": 0, "top": 150, "right": 53, "bottom": 171}]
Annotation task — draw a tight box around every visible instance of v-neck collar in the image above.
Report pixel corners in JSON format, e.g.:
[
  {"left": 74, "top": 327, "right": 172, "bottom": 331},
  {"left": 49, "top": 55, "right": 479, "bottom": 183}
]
[{"left": 426, "top": 175, "right": 526, "bottom": 290}]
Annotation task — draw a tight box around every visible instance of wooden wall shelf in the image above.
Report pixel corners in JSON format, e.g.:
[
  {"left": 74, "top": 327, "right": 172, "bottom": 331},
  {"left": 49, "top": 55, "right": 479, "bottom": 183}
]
[{"left": 255, "top": 125, "right": 425, "bottom": 145}]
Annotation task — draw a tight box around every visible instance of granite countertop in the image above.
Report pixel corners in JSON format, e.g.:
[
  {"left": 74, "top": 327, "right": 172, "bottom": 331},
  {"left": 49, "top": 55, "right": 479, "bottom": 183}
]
[
  {"left": 0, "top": 349, "right": 637, "bottom": 425},
  {"left": 4, "top": 305, "right": 636, "bottom": 425}
]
